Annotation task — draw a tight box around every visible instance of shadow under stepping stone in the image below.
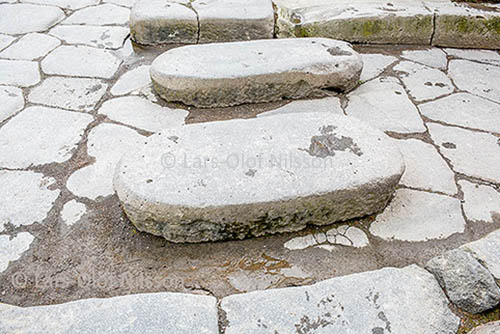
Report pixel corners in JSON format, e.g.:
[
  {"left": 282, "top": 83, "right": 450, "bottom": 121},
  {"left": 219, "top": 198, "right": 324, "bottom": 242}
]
[
  {"left": 150, "top": 37, "right": 362, "bottom": 108},
  {"left": 113, "top": 112, "right": 404, "bottom": 243}
]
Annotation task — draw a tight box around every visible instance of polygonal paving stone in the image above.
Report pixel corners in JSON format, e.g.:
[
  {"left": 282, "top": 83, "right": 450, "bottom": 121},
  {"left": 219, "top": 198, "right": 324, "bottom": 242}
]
[
  {"left": 28, "top": 77, "right": 107, "bottom": 111},
  {"left": 98, "top": 96, "right": 188, "bottom": 132},
  {"left": 66, "top": 123, "right": 145, "bottom": 200},
  {"left": 221, "top": 265, "right": 459, "bottom": 333},
  {"left": 0, "top": 107, "right": 93, "bottom": 168},
  {"left": 60, "top": 200, "right": 87, "bottom": 226},
  {"left": 0, "top": 171, "right": 59, "bottom": 232},
  {"left": 393, "top": 138, "right": 457, "bottom": 195},
  {"left": 0, "top": 86, "right": 24, "bottom": 123},
  {"left": 401, "top": 48, "right": 448, "bottom": 70},
  {"left": 444, "top": 48, "right": 500, "bottom": 66},
  {"left": 63, "top": 4, "right": 130, "bottom": 25},
  {"left": 449, "top": 60, "right": 500, "bottom": 103},
  {"left": 151, "top": 38, "right": 362, "bottom": 108},
  {"left": 0, "top": 4, "right": 64, "bottom": 34},
  {"left": 0, "top": 232, "right": 34, "bottom": 273},
  {"left": 104, "top": 0, "right": 137, "bottom": 7},
  {"left": 0, "top": 33, "right": 60, "bottom": 60},
  {"left": 326, "top": 225, "right": 369, "bottom": 248},
  {"left": 419, "top": 93, "right": 500, "bottom": 134},
  {"left": 21, "top": 0, "right": 99, "bottom": 9},
  {"left": 114, "top": 112, "right": 404, "bottom": 242},
  {"left": 369, "top": 189, "right": 465, "bottom": 242},
  {"left": 345, "top": 76, "right": 426, "bottom": 133},
  {"left": 42, "top": 45, "right": 122, "bottom": 79},
  {"left": 428, "top": 123, "right": 500, "bottom": 183},
  {"left": 49, "top": 25, "right": 129, "bottom": 50},
  {"left": 0, "top": 34, "right": 15, "bottom": 51},
  {"left": 462, "top": 229, "right": 500, "bottom": 282},
  {"left": 394, "top": 61, "right": 454, "bottom": 102},
  {"left": 110, "top": 65, "right": 151, "bottom": 96},
  {"left": 359, "top": 53, "right": 397, "bottom": 82},
  {"left": 257, "top": 97, "right": 343, "bottom": 117},
  {"left": 459, "top": 180, "right": 500, "bottom": 224},
  {"left": 0, "top": 59, "right": 40, "bottom": 87},
  {"left": 0, "top": 293, "right": 219, "bottom": 333}
]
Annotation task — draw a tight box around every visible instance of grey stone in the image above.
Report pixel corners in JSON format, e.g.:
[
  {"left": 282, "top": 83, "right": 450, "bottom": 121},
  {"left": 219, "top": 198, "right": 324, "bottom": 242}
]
[
  {"left": 114, "top": 112, "right": 404, "bottom": 242},
  {"left": 449, "top": 60, "right": 500, "bottom": 104},
  {"left": 459, "top": 180, "right": 500, "bottom": 224},
  {"left": 110, "top": 65, "right": 151, "bottom": 96},
  {"left": 221, "top": 265, "right": 459, "bottom": 333},
  {"left": 401, "top": 48, "right": 448, "bottom": 70},
  {"left": 151, "top": 38, "right": 362, "bottom": 108},
  {"left": 49, "top": 25, "right": 129, "bottom": 50},
  {"left": 359, "top": 53, "right": 397, "bottom": 82},
  {"left": 0, "top": 293, "right": 219, "bottom": 333},
  {"left": 63, "top": 4, "right": 130, "bottom": 25},
  {"left": 462, "top": 229, "right": 500, "bottom": 283},
  {"left": 426, "top": 249, "right": 500, "bottom": 314},
  {"left": 470, "top": 321, "right": 500, "bottom": 334},
  {"left": 444, "top": 48, "right": 500, "bottom": 66},
  {"left": 0, "top": 4, "right": 64, "bottom": 34},
  {"left": 257, "top": 97, "right": 343, "bottom": 117}
]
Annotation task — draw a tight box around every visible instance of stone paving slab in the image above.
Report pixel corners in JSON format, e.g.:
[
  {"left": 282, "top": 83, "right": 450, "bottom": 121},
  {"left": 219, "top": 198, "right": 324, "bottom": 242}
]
[
  {"left": 221, "top": 265, "right": 459, "bottom": 333},
  {"left": 0, "top": 4, "right": 64, "bottom": 35},
  {"left": 461, "top": 229, "right": 500, "bottom": 283},
  {"left": 114, "top": 112, "right": 404, "bottom": 242},
  {"left": 151, "top": 38, "right": 362, "bottom": 107},
  {"left": 0, "top": 293, "right": 219, "bottom": 334}
]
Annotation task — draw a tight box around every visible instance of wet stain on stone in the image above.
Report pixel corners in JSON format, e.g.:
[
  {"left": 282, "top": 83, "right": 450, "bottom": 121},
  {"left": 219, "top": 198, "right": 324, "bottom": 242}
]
[
  {"left": 442, "top": 142, "right": 456, "bottom": 149},
  {"left": 305, "top": 125, "right": 363, "bottom": 158},
  {"left": 245, "top": 169, "right": 257, "bottom": 177},
  {"left": 327, "top": 46, "right": 352, "bottom": 56}
]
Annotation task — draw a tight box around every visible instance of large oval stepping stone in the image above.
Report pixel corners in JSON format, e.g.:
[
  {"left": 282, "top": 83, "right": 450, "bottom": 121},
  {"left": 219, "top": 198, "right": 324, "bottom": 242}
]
[
  {"left": 150, "top": 38, "right": 363, "bottom": 108},
  {"left": 114, "top": 113, "right": 404, "bottom": 243}
]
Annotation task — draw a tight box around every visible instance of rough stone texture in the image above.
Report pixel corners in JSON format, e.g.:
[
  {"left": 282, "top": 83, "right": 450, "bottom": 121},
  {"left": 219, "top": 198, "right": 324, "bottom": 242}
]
[
  {"left": 110, "top": 65, "right": 151, "bottom": 96},
  {"left": 428, "top": 122, "right": 500, "bottom": 183},
  {"left": 193, "top": 0, "right": 274, "bottom": 43},
  {"left": 345, "top": 76, "right": 426, "bottom": 134},
  {"left": 283, "top": 234, "right": 317, "bottom": 250},
  {"left": 221, "top": 265, "right": 459, "bottom": 333},
  {"left": 426, "top": 249, "right": 500, "bottom": 314},
  {"left": 394, "top": 61, "right": 454, "bottom": 102},
  {"left": 449, "top": 59, "right": 500, "bottom": 103},
  {"left": 470, "top": 321, "right": 500, "bottom": 334},
  {"left": 401, "top": 48, "right": 448, "bottom": 70},
  {"left": 393, "top": 138, "right": 457, "bottom": 195},
  {"left": 0, "top": 33, "right": 60, "bottom": 60},
  {"left": 0, "top": 59, "right": 40, "bottom": 87},
  {"left": 0, "top": 171, "right": 59, "bottom": 232},
  {"left": 0, "top": 233, "right": 34, "bottom": 273},
  {"left": 461, "top": 229, "right": 500, "bottom": 283},
  {"left": 0, "top": 293, "right": 219, "bottom": 333},
  {"left": 28, "top": 77, "right": 107, "bottom": 112},
  {"left": 369, "top": 189, "right": 465, "bottom": 242},
  {"left": 326, "top": 225, "right": 369, "bottom": 248},
  {"left": 359, "top": 53, "right": 397, "bottom": 82},
  {"left": 49, "top": 25, "right": 129, "bottom": 50},
  {"left": 419, "top": 93, "right": 500, "bottom": 134},
  {"left": 130, "top": 0, "right": 198, "bottom": 45},
  {"left": 60, "top": 200, "right": 87, "bottom": 226},
  {"left": 0, "top": 107, "right": 93, "bottom": 169},
  {"left": 459, "top": 180, "right": 500, "bottom": 223},
  {"left": 114, "top": 112, "right": 404, "bottom": 242},
  {"left": 257, "top": 97, "right": 343, "bottom": 117},
  {"left": 98, "top": 96, "right": 188, "bottom": 132},
  {"left": 63, "top": 4, "right": 130, "bottom": 25},
  {"left": 21, "top": 0, "right": 99, "bottom": 10},
  {"left": 0, "top": 4, "right": 64, "bottom": 34},
  {"left": 0, "top": 86, "right": 24, "bottom": 123},
  {"left": 444, "top": 48, "right": 500, "bottom": 66},
  {"left": 151, "top": 38, "right": 362, "bottom": 108},
  {"left": 42, "top": 45, "right": 122, "bottom": 79}
]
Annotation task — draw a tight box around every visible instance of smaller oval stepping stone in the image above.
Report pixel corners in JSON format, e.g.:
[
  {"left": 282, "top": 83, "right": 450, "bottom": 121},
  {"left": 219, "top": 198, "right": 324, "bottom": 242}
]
[
  {"left": 150, "top": 38, "right": 363, "bottom": 108},
  {"left": 114, "top": 113, "right": 404, "bottom": 243}
]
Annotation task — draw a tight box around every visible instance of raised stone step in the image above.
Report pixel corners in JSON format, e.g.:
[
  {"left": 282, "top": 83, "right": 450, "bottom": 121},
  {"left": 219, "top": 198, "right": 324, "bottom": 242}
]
[
  {"left": 130, "top": 0, "right": 274, "bottom": 45},
  {"left": 150, "top": 38, "right": 362, "bottom": 108},
  {"left": 113, "top": 113, "right": 404, "bottom": 243}
]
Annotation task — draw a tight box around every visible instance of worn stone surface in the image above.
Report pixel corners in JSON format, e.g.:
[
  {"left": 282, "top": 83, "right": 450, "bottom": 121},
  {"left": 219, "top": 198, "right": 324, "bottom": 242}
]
[
  {"left": 193, "top": 0, "right": 274, "bottom": 43},
  {"left": 42, "top": 45, "right": 122, "bottom": 79},
  {"left": 60, "top": 200, "right": 87, "bottom": 226},
  {"left": 370, "top": 189, "right": 465, "bottom": 242},
  {"left": 221, "top": 265, "right": 459, "bottom": 333},
  {"left": 459, "top": 180, "right": 500, "bottom": 224},
  {"left": 49, "top": 25, "right": 129, "bottom": 50},
  {"left": 449, "top": 60, "right": 500, "bottom": 103},
  {"left": 419, "top": 93, "right": 500, "bottom": 134},
  {"left": 151, "top": 38, "right": 362, "bottom": 108},
  {"left": 28, "top": 77, "right": 107, "bottom": 111},
  {"left": 0, "top": 59, "right": 40, "bottom": 87},
  {"left": 359, "top": 53, "right": 397, "bottom": 82},
  {"left": 444, "top": 48, "right": 500, "bottom": 66},
  {"left": 21, "top": 0, "right": 99, "bottom": 10},
  {"left": 470, "top": 321, "right": 500, "bottom": 334},
  {"left": 345, "top": 76, "right": 425, "bottom": 133},
  {"left": 0, "top": 34, "right": 15, "bottom": 51},
  {"left": 0, "top": 233, "right": 34, "bottom": 273},
  {"left": 257, "top": 97, "right": 343, "bottom": 117},
  {"left": 0, "top": 86, "right": 24, "bottom": 123},
  {"left": 110, "top": 65, "right": 151, "bottom": 96},
  {"left": 0, "top": 33, "right": 60, "bottom": 60},
  {"left": 426, "top": 249, "right": 500, "bottom": 314},
  {"left": 0, "top": 293, "right": 219, "bottom": 333},
  {"left": 326, "top": 225, "right": 369, "bottom": 248},
  {"left": 428, "top": 122, "right": 500, "bottom": 183},
  {"left": 114, "top": 112, "right": 404, "bottom": 242},
  {"left": 0, "top": 107, "right": 93, "bottom": 168},
  {"left": 98, "top": 96, "right": 188, "bottom": 132},
  {"left": 64, "top": 4, "right": 130, "bottom": 25},
  {"left": 462, "top": 229, "right": 500, "bottom": 282},
  {"left": 0, "top": 171, "right": 59, "bottom": 232},
  {"left": 401, "top": 48, "right": 448, "bottom": 70},
  {"left": 393, "top": 138, "right": 457, "bottom": 195},
  {"left": 0, "top": 4, "right": 64, "bottom": 34}
]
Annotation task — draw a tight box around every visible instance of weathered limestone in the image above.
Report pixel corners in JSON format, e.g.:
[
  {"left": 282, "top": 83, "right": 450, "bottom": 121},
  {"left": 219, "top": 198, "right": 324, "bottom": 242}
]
[
  {"left": 114, "top": 113, "right": 404, "bottom": 243},
  {"left": 461, "top": 229, "right": 500, "bottom": 283},
  {"left": 49, "top": 26, "right": 129, "bottom": 50},
  {"left": 0, "top": 33, "right": 60, "bottom": 60},
  {"left": 63, "top": 4, "right": 130, "bottom": 25},
  {"left": 0, "top": 293, "right": 219, "bottom": 333},
  {"left": 151, "top": 38, "right": 362, "bottom": 108},
  {"left": 0, "top": 232, "right": 34, "bottom": 273},
  {"left": 0, "top": 86, "right": 23, "bottom": 123},
  {"left": 459, "top": 180, "right": 500, "bottom": 224},
  {"left": 221, "top": 265, "right": 459, "bottom": 333},
  {"left": 448, "top": 60, "right": 500, "bottom": 104},
  {"left": 0, "top": 4, "right": 64, "bottom": 35}
]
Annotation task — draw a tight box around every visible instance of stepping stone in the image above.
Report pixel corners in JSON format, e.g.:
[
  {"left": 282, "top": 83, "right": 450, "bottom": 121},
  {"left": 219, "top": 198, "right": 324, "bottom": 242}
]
[
  {"left": 151, "top": 38, "right": 362, "bottom": 108},
  {"left": 130, "top": 0, "right": 274, "bottom": 45},
  {"left": 114, "top": 113, "right": 404, "bottom": 243}
]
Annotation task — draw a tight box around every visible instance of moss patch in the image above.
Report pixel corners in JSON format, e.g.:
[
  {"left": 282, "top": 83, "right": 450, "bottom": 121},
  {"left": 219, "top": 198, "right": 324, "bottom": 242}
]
[{"left": 456, "top": 305, "right": 500, "bottom": 333}]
